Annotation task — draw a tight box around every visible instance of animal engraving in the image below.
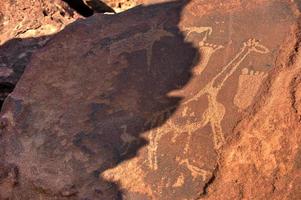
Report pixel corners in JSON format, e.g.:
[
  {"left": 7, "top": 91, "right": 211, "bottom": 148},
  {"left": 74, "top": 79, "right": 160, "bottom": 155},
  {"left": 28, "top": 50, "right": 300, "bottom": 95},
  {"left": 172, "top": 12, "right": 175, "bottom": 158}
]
[
  {"left": 145, "top": 108, "right": 174, "bottom": 170},
  {"left": 109, "top": 22, "right": 174, "bottom": 67},
  {"left": 146, "top": 25, "right": 269, "bottom": 176},
  {"left": 183, "top": 26, "right": 223, "bottom": 75},
  {"left": 177, "top": 158, "right": 210, "bottom": 181},
  {"left": 120, "top": 125, "right": 137, "bottom": 156},
  {"left": 181, "top": 39, "right": 269, "bottom": 149},
  {"left": 183, "top": 26, "right": 212, "bottom": 40},
  {"left": 194, "top": 41, "right": 223, "bottom": 75}
]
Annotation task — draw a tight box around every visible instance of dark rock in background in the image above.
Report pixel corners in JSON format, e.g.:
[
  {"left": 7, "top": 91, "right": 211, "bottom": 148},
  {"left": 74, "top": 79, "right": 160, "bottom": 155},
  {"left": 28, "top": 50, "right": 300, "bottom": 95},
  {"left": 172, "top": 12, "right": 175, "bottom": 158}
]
[
  {"left": 0, "top": 0, "right": 80, "bottom": 107},
  {"left": 0, "top": 0, "right": 301, "bottom": 200}
]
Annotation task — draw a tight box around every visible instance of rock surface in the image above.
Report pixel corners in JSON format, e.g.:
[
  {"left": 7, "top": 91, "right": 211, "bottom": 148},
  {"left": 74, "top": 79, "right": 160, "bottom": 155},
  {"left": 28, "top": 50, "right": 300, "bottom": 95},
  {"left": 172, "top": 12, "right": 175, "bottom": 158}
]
[
  {"left": 0, "top": 0, "right": 78, "bottom": 44},
  {"left": 0, "top": 0, "right": 144, "bottom": 107},
  {"left": 104, "top": 0, "right": 144, "bottom": 12},
  {"left": 0, "top": 0, "right": 80, "bottom": 106},
  {"left": 0, "top": 0, "right": 301, "bottom": 200}
]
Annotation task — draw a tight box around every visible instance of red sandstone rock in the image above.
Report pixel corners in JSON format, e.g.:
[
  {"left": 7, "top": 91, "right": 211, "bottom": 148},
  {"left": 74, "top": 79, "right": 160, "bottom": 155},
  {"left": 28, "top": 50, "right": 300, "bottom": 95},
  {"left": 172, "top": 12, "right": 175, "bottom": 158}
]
[
  {"left": 0, "top": 0, "right": 80, "bottom": 106},
  {"left": 0, "top": 0, "right": 301, "bottom": 199},
  {"left": 0, "top": 0, "right": 79, "bottom": 44},
  {"left": 0, "top": 0, "right": 140, "bottom": 107},
  {"left": 103, "top": 0, "right": 144, "bottom": 12}
]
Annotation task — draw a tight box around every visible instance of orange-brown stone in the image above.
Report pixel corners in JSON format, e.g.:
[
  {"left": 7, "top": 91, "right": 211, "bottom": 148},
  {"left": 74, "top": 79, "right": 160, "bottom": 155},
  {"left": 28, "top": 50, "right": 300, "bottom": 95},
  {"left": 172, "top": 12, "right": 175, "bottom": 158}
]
[{"left": 0, "top": 0, "right": 300, "bottom": 199}]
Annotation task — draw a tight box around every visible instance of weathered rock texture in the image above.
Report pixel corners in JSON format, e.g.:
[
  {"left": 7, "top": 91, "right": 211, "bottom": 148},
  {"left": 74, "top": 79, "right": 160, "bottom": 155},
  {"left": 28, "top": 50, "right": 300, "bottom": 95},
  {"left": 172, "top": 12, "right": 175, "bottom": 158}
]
[
  {"left": 0, "top": 0, "right": 301, "bottom": 200},
  {"left": 0, "top": 0, "right": 80, "bottom": 106},
  {"left": 0, "top": 0, "right": 79, "bottom": 44},
  {"left": 0, "top": 0, "right": 143, "bottom": 107},
  {"left": 104, "top": 0, "right": 144, "bottom": 12}
]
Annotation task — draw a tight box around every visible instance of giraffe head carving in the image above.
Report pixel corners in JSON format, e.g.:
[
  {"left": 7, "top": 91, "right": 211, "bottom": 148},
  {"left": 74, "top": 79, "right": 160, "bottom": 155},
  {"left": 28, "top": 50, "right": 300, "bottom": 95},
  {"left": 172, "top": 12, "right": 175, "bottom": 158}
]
[{"left": 243, "top": 38, "right": 269, "bottom": 54}]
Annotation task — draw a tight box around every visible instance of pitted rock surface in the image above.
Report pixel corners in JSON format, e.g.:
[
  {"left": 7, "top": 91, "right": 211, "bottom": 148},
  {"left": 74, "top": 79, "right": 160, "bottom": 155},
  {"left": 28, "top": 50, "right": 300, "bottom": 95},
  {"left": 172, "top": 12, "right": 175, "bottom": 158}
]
[
  {"left": 0, "top": 0, "right": 80, "bottom": 106},
  {"left": 0, "top": 0, "right": 301, "bottom": 200}
]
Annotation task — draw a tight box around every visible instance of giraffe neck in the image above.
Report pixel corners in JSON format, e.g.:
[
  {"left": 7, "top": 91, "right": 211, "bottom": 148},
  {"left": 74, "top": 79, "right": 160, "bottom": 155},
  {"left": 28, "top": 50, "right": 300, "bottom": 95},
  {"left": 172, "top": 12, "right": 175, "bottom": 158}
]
[{"left": 211, "top": 46, "right": 250, "bottom": 88}]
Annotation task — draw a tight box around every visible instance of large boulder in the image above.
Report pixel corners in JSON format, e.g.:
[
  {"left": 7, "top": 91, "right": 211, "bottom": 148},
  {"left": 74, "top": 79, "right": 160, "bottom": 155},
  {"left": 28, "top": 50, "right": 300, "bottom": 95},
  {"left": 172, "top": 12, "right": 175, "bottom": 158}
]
[
  {"left": 0, "top": 0, "right": 80, "bottom": 106},
  {"left": 0, "top": 0, "right": 143, "bottom": 108},
  {"left": 0, "top": 0, "right": 301, "bottom": 199}
]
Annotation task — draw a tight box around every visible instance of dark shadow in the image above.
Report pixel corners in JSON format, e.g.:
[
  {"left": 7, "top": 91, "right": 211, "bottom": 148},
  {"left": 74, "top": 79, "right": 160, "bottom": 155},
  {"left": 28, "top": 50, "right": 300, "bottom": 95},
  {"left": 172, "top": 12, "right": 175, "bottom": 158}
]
[
  {"left": 63, "top": 0, "right": 94, "bottom": 17},
  {"left": 62, "top": 0, "right": 115, "bottom": 17},
  {"left": 0, "top": 36, "right": 52, "bottom": 107},
  {"left": 0, "top": 82, "right": 14, "bottom": 107},
  {"left": 0, "top": 1, "right": 200, "bottom": 199}
]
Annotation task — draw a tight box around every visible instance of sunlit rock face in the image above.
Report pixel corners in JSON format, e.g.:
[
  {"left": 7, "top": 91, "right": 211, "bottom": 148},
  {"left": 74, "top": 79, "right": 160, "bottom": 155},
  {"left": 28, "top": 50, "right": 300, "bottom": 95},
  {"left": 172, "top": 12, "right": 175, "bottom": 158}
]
[
  {"left": 0, "top": 0, "right": 301, "bottom": 200},
  {"left": 103, "top": 0, "right": 144, "bottom": 12}
]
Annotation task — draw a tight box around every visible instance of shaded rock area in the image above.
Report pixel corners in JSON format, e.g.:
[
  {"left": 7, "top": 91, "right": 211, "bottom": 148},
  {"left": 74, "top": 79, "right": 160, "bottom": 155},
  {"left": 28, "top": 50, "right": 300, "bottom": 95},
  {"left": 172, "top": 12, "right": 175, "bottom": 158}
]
[
  {"left": 0, "top": 0, "right": 81, "bottom": 107},
  {"left": 0, "top": 0, "right": 143, "bottom": 108},
  {"left": 0, "top": 0, "right": 301, "bottom": 200},
  {"left": 0, "top": 0, "right": 78, "bottom": 44}
]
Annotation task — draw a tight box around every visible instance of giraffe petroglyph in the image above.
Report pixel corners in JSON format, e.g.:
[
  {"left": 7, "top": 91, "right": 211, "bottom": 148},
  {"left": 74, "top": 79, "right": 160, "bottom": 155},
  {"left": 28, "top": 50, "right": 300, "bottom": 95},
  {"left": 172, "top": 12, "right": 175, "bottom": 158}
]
[
  {"left": 179, "top": 38, "right": 270, "bottom": 149},
  {"left": 145, "top": 107, "right": 174, "bottom": 170},
  {"left": 146, "top": 27, "right": 269, "bottom": 173},
  {"left": 146, "top": 26, "right": 224, "bottom": 170}
]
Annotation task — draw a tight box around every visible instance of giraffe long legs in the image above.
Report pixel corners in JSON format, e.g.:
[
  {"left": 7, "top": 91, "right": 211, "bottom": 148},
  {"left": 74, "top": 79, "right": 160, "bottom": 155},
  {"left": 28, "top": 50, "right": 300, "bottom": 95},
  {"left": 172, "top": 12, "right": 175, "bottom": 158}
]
[
  {"left": 146, "top": 36, "right": 269, "bottom": 176},
  {"left": 210, "top": 121, "right": 225, "bottom": 149}
]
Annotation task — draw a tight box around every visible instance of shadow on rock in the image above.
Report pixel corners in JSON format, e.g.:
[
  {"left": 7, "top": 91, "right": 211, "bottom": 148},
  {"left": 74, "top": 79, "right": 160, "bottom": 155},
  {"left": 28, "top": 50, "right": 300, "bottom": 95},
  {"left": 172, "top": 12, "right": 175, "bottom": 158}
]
[
  {"left": 0, "top": 35, "right": 53, "bottom": 107},
  {"left": 0, "top": 0, "right": 199, "bottom": 199}
]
